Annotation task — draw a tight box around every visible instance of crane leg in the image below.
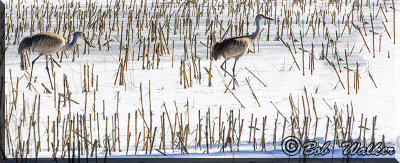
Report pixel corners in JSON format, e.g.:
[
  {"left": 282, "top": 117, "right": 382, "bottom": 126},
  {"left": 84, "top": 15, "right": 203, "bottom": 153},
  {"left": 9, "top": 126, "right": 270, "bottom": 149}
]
[
  {"left": 27, "top": 53, "right": 43, "bottom": 89},
  {"left": 232, "top": 59, "right": 238, "bottom": 90},
  {"left": 220, "top": 60, "right": 234, "bottom": 78},
  {"left": 45, "top": 56, "right": 54, "bottom": 90}
]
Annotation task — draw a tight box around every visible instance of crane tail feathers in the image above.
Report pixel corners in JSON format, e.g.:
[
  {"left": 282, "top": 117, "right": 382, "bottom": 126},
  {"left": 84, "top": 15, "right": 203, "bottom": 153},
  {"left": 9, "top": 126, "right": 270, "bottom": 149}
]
[
  {"left": 18, "top": 37, "right": 32, "bottom": 54},
  {"left": 211, "top": 41, "right": 222, "bottom": 60}
]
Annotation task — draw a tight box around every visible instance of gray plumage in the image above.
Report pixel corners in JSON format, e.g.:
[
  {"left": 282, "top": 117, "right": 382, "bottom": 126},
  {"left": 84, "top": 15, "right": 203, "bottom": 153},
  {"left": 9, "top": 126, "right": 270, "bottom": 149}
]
[
  {"left": 212, "top": 14, "right": 273, "bottom": 90},
  {"left": 18, "top": 32, "right": 91, "bottom": 89},
  {"left": 212, "top": 36, "right": 249, "bottom": 61}
]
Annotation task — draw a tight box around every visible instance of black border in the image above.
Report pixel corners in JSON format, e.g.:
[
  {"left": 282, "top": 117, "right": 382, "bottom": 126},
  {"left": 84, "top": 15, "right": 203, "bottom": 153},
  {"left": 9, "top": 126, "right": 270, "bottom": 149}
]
[
  {"left": 0, "top": 0, "right": 6, "bottom": 160},
  {"left": 0, "top": 158, "right": 399, "bottom": 163}
]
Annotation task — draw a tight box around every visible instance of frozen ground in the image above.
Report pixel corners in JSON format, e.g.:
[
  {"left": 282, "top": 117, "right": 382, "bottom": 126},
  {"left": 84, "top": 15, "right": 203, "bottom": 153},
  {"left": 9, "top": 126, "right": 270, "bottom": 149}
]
[{"left": 3, "top": 0, "right": 400, "bottom": 159}]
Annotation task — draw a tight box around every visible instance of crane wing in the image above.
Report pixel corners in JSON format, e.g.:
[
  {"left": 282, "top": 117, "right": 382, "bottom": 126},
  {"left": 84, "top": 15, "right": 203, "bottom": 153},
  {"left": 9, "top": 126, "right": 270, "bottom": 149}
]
[
  {"left": 215, "top": 37, "right": 250, "bottom": 59},
  {"left": 30, "top": 33, "right": 65, "bottom": 53}
]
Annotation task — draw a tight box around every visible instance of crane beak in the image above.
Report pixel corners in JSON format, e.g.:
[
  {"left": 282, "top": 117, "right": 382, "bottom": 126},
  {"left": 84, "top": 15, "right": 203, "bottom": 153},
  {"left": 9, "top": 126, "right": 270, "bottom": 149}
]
[
  {"left": 82, "top": 34, "right": 95, "bottom": 48},
  {"left": 262, "top": 15, "right": 274, "bottom": 20},
  {"left": 84, "top": 39, "right": 92, "bottom": 46}
]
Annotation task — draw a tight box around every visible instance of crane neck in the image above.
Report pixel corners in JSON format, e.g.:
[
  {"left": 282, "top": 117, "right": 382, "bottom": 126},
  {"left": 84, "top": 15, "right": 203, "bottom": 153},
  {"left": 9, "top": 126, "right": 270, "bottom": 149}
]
[
  {"left": 249, "top": 18, "right": 261, "bottom": 42},
  {"left": 64, "top": 35, "right": 79, "bottom": 51}
]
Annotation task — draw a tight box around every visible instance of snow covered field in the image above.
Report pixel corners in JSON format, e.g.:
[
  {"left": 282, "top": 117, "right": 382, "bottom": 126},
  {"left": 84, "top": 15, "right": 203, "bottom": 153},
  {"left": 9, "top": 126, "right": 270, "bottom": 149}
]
[{"left": 3, "top": 0, "right": 400, "bottom": 159}]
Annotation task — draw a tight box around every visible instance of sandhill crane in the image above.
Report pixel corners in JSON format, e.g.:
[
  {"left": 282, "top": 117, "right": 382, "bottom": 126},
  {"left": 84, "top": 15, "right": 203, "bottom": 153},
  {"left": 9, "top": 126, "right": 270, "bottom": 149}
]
[
  {"left": 212, "top": 14, "right": 273, "bottom": 90},
  {"left": 18, "top": 32, "right": 91, "bottom": 89}
]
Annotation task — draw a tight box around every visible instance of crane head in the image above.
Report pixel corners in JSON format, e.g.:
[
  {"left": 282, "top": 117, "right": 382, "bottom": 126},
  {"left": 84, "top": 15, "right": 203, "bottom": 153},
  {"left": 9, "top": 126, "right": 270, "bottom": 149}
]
[
  {"left": 73, "top": 31, "right": 84, "bottom": 39},
  {"left": 73, "top": 31, "right": 94, "bottom": 47}
]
